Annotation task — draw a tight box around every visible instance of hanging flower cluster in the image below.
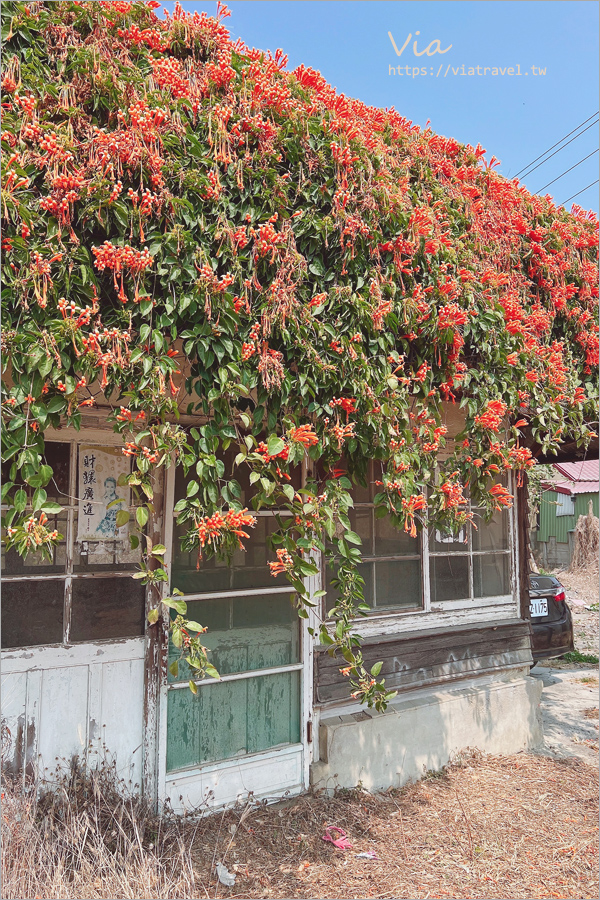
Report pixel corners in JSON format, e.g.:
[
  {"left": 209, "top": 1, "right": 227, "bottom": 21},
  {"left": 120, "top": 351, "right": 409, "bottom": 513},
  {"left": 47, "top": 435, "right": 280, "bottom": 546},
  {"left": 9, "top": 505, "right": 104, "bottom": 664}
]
[{"left": 1, "top": 0, "right": 597, "bottom": 708}]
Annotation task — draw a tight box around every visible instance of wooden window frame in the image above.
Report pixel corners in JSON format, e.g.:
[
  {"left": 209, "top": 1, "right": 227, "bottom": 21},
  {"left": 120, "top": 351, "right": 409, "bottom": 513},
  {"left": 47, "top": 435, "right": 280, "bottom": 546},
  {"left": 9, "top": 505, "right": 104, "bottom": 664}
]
[
  {"left": 322, "top": 465, "right": 518, "bottom": 630},
  {"left": 1, "top": 432, "right": 144, "bottom": 649}
]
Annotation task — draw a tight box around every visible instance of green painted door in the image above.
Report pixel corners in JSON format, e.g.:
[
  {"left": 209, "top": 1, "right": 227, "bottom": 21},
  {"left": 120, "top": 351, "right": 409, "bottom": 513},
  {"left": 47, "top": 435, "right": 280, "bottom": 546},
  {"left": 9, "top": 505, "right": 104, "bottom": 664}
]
[{"left": 166, "top": 591, "right": 302, "bottom": 772}]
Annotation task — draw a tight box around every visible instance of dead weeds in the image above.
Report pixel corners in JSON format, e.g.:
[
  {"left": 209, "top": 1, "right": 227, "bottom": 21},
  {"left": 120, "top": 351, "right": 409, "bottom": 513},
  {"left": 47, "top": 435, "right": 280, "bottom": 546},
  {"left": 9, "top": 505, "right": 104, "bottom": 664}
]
[{"left": 2, "top": 752, "right": 598, "bottom": 900}]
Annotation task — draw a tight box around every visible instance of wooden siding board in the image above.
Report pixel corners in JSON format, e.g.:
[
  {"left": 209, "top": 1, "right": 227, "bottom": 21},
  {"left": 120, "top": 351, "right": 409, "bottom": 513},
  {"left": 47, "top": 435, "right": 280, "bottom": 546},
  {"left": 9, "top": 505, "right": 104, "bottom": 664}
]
[
  {"left": 314, "top": 619, "right": 532, "bottom": 705},
  {"left": 36, "top": 666, "right": 89, "bottom": 776},
  {"left": 317, "top": 651, "right": 533, "bottom": 703},
  {"left": 1, "top": 643, "right": 145, "bottom": 784}
]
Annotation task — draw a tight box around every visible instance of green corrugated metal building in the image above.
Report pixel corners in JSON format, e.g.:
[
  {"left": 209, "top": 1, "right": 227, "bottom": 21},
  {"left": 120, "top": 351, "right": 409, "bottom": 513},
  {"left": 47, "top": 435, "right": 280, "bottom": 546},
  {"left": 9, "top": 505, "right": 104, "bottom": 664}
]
[{"left": 533, "top": 461, "right": 599, "bottom": 569}]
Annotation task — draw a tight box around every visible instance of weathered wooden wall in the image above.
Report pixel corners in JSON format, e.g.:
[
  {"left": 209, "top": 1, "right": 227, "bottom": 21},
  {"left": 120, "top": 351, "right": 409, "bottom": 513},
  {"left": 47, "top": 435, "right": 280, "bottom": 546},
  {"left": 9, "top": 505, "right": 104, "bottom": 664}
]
[
  {"left": 1, "top": 639, "right": 145, "bottom": 787},
  {"left": 314, "top": 618, "right": 533, "bottom": 705}
]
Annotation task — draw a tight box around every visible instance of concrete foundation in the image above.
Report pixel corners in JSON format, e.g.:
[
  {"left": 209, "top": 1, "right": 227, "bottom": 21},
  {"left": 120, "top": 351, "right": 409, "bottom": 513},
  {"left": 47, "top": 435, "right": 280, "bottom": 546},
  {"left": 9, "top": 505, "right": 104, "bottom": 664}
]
[{"left": 310, "top": 669, "right": 543, "bottom": 792}]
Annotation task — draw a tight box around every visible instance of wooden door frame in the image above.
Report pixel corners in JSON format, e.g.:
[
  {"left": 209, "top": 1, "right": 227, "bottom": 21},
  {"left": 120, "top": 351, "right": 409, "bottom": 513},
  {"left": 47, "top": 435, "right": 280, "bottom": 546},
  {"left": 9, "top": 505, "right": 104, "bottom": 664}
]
[{"left": 155, "top": 461, "right": 315, "bottom": 811}]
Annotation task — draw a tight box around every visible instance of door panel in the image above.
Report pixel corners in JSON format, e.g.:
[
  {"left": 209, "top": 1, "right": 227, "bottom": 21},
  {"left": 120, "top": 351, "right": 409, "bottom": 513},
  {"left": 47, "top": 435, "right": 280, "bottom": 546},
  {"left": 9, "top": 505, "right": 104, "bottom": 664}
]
[{"left": 166, "top": 669, "right": 301, "bottom": 772}]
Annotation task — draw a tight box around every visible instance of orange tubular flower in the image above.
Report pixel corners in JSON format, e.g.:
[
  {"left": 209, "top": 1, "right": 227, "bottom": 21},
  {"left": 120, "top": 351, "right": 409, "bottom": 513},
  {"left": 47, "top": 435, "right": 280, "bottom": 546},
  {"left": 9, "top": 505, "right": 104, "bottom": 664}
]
[
  {"left": 490, "top": 484, "right": 514, "bottom": 509},
  {"left": 269, "top": 548, "right": 294, "bottom": 576},
  {"left": 475, "top": 399, "right": 507, "bottom": 432},
  {"left": 288, "top": 424, "right": 318, "bottom": 447}
]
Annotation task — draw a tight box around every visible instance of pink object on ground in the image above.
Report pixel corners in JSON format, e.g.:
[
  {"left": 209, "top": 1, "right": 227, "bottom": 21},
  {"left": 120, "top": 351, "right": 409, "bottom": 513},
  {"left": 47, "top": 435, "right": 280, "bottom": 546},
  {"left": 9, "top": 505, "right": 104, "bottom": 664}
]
[{"left": 322, "top": 825, "right": 353, "bottom": 849}]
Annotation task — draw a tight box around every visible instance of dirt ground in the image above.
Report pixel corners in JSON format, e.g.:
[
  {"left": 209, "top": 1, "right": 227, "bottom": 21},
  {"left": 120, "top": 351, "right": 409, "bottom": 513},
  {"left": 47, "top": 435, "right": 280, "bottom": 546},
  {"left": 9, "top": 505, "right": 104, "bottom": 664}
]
[
  {"left": 183, "top": 754, "right": 599, "bottom": 900},
  {"left": 555, "top": 566, "right": 599, "bottom": 657},
  {"left": 3, "top": 751, "right": 598, "bottom": 900}
]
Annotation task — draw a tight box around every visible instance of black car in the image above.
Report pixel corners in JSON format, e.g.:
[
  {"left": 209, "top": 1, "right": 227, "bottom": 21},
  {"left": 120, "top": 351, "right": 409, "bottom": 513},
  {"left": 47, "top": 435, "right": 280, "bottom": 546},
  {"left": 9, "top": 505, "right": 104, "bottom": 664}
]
[{"left": 529, "top": 574, "right": 574, "bottom": 661}]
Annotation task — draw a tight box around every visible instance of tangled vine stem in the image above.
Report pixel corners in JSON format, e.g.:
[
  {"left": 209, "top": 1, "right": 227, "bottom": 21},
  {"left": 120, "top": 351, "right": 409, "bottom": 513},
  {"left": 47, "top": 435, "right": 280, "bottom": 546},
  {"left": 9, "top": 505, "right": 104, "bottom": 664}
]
[{"left": 1, "top": 1, "right": 598, "bottom": 708}]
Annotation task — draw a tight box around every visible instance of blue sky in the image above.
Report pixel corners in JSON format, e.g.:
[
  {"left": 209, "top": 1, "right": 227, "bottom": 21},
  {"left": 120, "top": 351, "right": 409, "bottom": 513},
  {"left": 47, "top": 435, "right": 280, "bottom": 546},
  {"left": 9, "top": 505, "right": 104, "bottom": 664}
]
[{"left": 161, "top": 1, "right": 599, "bottom": 212}]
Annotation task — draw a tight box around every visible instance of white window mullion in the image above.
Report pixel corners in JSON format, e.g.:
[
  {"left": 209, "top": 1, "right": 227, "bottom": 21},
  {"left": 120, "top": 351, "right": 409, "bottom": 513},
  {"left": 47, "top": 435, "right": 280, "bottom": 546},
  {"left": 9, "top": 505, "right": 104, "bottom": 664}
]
[
  {"left": 63, "top": 441, "right": 78, "bottom": 644},
  {"left": 422, "top": 519, "right": 431, "bottom": 612},
  {"left": 468, "top": 501, "right": 474, "bottom": 600}
]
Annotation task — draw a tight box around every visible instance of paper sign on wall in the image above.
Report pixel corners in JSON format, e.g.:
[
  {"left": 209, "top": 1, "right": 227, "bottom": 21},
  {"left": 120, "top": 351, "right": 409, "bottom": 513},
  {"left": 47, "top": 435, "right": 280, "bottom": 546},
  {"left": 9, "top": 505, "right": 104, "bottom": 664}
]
[{"left": 76, "top": 445, "right": 130, "bottom": 542}]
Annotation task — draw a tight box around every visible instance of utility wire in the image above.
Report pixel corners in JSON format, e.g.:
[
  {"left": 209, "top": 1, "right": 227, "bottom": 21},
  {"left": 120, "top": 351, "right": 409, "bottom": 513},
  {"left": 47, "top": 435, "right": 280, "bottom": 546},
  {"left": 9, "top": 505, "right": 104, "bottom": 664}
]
[
  {"left": 518, "top": 119, "right": 599, "bottom": 182},
  {"left": 536, "top": 149, "right": 599, "bottom": 194},
  {"left": 514, "top": 110, "right": 599, "bottom": 178},
  {"left": 560, "top": 179, "right": 599, "bottom": 206}
]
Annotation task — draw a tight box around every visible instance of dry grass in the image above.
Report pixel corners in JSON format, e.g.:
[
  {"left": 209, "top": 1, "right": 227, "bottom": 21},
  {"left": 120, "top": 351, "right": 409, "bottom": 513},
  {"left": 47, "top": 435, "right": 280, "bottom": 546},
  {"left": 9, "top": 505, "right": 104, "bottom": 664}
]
[{"left": 2, "top": 752, "right": 598, "bottom": 900}]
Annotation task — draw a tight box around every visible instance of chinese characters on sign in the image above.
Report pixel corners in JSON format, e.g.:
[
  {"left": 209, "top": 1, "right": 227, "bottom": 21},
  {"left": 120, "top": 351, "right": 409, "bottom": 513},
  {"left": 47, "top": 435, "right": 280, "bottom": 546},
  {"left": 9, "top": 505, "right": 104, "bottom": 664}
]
[{"left": 76, "top": 446, "right": 130, "bottom": 542}]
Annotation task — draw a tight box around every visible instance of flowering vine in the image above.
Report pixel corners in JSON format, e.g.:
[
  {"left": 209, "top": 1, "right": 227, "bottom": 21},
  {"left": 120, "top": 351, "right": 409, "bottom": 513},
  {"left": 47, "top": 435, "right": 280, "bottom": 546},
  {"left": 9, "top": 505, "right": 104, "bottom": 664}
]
[{"left": 1, "top": 0, "right": 598, "bottom": 709}]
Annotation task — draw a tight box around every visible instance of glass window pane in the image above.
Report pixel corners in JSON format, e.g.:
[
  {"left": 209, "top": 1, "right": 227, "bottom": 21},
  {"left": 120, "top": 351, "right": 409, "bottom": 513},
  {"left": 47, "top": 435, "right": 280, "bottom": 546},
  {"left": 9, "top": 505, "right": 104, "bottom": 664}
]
[
  {"left": 1, "top": 580, "right": 64, "bottom": 648},
  {"left": 471, "top": 508, "right": 509, "bottom": 551},
  {"left": 166, "top": 670, "right": 301, "bottom": 771},
  {"left": 43, "top": 442, "right": 71, "bottom": 501},
  {"left": 168, "top": 593, "right": 300, "bottom": 681},
  {"left": 429, "top": 556, "right": 470, "bottom": 602},
  {"left": 474, "top": 554, "right": 510, "bottom": 598},
  {"left": 374, "top": 559, "right": 422, "bottom": 609},
  {"left": 325, "top": 560, "right": 374, "bottom": 609},
  {"left": 1, "top": 441, "right": 70, "bottom": 500},
  {"left": 430, "top": 527, "right": 468, "bottom": 553},
  {"left": 352, "top": 479, "right": 372, "bottom": 504},
  {"left": 70, "top": 577, "right": 145, "bottom": 642},
  {"left": 231, "top": 516, "right": 287, "bottom": 590},
  {"left": 1, "top": 513, "right": 68, "bottom": 576},
  {"left": 375, "top": 515, "right": 419, "bottom": 557},
  {"left": 171, "top": 516, "right": 289, "bottom": 594},
  {"left": 349, "top": 507, "right": 373, "bottom": 553}
]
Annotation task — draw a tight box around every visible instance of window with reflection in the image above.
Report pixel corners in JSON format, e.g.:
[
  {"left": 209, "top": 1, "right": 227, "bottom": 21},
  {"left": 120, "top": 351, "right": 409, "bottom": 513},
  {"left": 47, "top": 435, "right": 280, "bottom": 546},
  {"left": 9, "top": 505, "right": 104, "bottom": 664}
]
[
  {"left": 325, "top": 463, "right": 513, "bottom": 614},
  {"left": 1, "top": 441, "right": 145, "bottom": 649},
  {"left": 429, "top": 490, "right": 512, "bottom": 604},
  {"left": 325, "top": 462, "right": 423, "bottom": 612}
]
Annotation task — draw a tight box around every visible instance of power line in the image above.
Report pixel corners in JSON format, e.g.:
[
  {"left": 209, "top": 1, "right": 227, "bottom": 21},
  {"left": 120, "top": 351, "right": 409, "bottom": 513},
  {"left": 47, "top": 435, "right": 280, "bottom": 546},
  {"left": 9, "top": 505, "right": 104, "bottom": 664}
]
[
  {"left": 560, "top": 179, "right": 599, "bottom": 207},
  {"left": 513, "top": 110, "right": 599, "bottom": 178},
  {"left": 536, "top": 149, "right": 599, "bottom": 194},
  {"left": 518, "top": 119, "right": 599, "bottom": 182}
]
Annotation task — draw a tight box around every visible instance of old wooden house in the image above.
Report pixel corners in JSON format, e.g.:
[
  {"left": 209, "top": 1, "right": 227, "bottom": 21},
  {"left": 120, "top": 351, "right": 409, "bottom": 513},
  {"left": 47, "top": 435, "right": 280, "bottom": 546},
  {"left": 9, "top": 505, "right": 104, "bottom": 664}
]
[{"left": 2, "top": 401, "right": 570, "bottom": 813}]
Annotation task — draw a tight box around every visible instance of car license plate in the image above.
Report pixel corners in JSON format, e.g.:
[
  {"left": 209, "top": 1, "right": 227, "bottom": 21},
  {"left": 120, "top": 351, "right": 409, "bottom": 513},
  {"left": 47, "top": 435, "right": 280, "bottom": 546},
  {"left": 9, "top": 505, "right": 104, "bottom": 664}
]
[{"left": 530, "top": 598, "right": 548, "bottom": 617}]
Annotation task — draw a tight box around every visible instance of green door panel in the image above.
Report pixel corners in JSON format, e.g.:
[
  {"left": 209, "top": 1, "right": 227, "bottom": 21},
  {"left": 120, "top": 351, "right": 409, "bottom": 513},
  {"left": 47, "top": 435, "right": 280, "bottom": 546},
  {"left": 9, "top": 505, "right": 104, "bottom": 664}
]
[
  {"left": 167, "top": 593, "right": 300, "bottom": 682},
  {"left": 166, "top": 670, "right": 301, "bottom": 773}
]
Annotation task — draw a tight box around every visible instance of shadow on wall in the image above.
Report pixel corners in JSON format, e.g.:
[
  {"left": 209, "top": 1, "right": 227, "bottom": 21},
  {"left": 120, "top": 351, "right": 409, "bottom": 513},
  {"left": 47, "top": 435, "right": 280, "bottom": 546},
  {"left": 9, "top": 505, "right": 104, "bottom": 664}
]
[{"left": 311, "top": 669, "right": 543, "bottom": 792}]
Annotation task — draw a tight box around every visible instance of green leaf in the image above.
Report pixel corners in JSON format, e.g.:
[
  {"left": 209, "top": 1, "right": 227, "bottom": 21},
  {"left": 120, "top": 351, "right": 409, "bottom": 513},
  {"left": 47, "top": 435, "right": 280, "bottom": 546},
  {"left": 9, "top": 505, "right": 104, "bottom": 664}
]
[
  {"left": 172, "top": 628, "right": 183, "bottom": 648},
  {"left": 136, "top": 506, "right": 149, "bottom": 528},
  {"left": 40, "top": 501, "right": 63, "bottom": 514},
  {"left": 188, "top": 680, "right": 198, "bottom": 694},
  {"left": 186, "top": 480, "right": 199, "bottom": 498},
  {"left": 116, "top": 509, "right": 130, "bottom": 528},
  {"left": 266, "top": 435, "right": 286, "bottom": 457},
  {"left": 371, "top": 661, "right": 383, "bottom": 678},
  {"left": 163, "top": 598, "right": 187, "bottom": 615},
  {"left": 14, "top": 489, "right": 27, "bottom": 512},
  {"left": 184, "top": 620, "right": 205, "bottom": 633},
  {"left": 204, "top": 664, "right": 220, "bottom": 680},
  {"left": 147, "top": 607, "right": 160, "bottom": 625},
  {"left": 32, "top": 488, "right": 47, "bottom": 512},
  {"left": 169, "top": 660, "right": 179, "bottom": 678}
]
